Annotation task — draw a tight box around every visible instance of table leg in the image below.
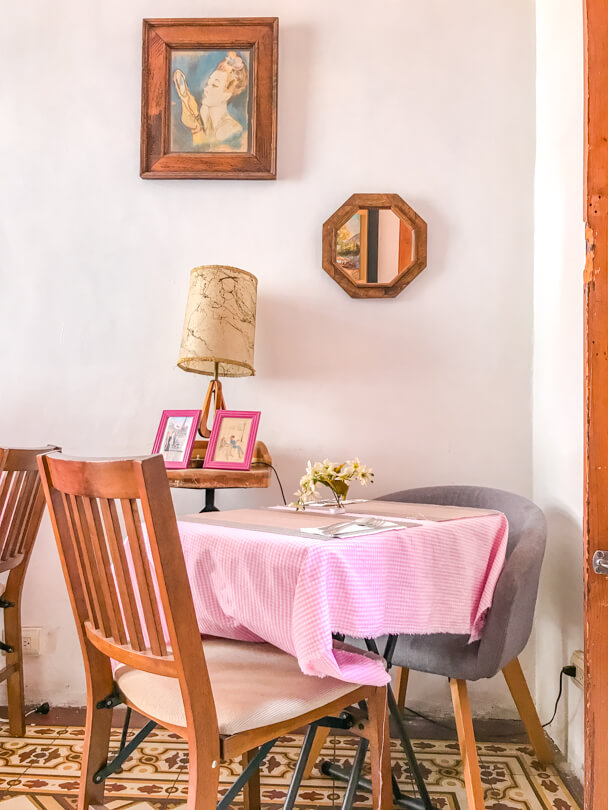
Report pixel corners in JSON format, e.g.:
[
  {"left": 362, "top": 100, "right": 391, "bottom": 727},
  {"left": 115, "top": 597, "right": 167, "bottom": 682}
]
[
  {"left": 387, "top": 684, "right": 437, "bottom": 809},
  {"left": 201, "top": 489, "right": 220, "bottom": 513},
  {"left": 369, "top": 637, "right": 437, "bottom": 810},
  {"left": 321, "top": 635, "right": 436, "bottom": 810},
  {"left": 340, "top": 738, "right": 368, "bottom": 810},
  {"left": 283, "top": 723, "right": 320, "bottom": 810}
]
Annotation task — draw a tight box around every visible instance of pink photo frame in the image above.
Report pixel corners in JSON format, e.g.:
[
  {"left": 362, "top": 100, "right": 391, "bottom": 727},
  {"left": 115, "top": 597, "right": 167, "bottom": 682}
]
[
  {"left": 153, "top": 409, "right": 201, "bottom": 469},
  {"left": 204, "top": 410, "right": 261, "bottom": 471}
]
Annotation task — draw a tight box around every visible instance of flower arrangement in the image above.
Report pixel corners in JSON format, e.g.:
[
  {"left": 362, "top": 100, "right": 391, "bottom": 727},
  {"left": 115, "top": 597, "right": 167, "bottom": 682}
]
[{"left": 292, "top": 458, "right": 374, "bottom": 510}]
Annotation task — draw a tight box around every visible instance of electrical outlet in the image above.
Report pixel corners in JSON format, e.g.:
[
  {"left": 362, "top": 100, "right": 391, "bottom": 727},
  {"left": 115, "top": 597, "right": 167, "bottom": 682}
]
[
  {"left": 570, "top": 649, "right": 584, "bottom": 690},
  {"left": 21, "top": 628, "right": 41, "bottom": 656}
]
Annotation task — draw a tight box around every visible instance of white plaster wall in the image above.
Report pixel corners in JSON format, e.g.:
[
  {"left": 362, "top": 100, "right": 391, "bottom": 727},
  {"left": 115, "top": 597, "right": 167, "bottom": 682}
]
[
  {"left": 0, "top": 0, "right": 535, "bottom": 713},
  {"left": 533, "top": 0, "right": 585, "bottom": 781}
]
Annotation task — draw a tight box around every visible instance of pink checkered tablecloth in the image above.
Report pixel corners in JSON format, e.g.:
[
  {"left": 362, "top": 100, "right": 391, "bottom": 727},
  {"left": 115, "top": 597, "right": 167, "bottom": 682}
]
[{"left": 176, "top": 507, "right": 509, "bottom": 687}]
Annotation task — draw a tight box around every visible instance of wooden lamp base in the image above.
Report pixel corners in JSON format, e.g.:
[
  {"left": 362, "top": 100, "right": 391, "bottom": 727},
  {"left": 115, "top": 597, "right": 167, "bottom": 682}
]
[{"left": 199, "top": 378, "right": 226, "bottom": 438}]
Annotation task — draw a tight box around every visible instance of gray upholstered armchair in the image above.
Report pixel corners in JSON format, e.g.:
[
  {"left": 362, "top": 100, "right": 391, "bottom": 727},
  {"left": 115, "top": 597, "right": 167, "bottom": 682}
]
[{"left": 377, "top": 486, "right": 551, "bottom": 810}]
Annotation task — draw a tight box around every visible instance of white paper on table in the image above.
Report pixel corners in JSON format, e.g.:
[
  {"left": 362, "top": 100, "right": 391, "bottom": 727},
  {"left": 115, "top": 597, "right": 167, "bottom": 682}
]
[{"left": 300, "top": 517, "right": 419, "bottom": 538}]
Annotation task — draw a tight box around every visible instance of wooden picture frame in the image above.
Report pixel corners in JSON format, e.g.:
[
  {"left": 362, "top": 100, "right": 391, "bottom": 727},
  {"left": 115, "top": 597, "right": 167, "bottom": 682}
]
[
  {"left": 141, "top": 18, "right": 278, "bottom": 179},
  {"left": 323, "top": 194, "right": 428, "bottom": 298}
]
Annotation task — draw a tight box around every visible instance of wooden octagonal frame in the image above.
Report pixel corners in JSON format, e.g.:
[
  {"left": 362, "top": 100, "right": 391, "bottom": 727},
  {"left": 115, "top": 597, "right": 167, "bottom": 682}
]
[{"left": 322, "top": 193, "right": 427, "bottom": 298}]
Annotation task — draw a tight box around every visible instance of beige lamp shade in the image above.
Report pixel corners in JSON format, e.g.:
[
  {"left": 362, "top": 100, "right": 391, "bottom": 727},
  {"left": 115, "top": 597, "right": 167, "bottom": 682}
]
[{"left": 177, "top": 265, "right": 257, "bottom": 377}]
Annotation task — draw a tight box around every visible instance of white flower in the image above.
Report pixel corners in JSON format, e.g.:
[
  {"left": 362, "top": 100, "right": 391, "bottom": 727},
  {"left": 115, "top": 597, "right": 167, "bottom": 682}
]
[
  {"left": 344, "top": 459, "right": 359, "bottom": 473},
  {"left": 292, "top": 457, "right": 374, "bottom": 510}
]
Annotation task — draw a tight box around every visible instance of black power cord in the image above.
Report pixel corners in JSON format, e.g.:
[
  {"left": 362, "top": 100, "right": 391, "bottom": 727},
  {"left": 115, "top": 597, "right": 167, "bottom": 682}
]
[
  {"left": 543, "top": 665, "right": 577, "bottom": 728},
  {"left": 251, "top": 461, "right": 287, "bottom": 505},
  {"left": 0, "top": 702, "right": 49, "bottom": 726},
  {"left": 401, "top": 664, "right": 578, "bottom": 736}
]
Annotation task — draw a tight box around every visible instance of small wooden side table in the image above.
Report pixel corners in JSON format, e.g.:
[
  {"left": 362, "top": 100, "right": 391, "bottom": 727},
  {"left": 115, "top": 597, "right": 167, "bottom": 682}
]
[{"left": 166, "top": 440, "right": 272, "bottom": 512}]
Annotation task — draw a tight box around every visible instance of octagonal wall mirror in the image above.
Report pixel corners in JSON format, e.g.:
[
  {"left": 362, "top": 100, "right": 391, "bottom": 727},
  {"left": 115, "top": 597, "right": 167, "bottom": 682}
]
[{"left": 322, "top": 194, "right": 427, "bottom": 298}]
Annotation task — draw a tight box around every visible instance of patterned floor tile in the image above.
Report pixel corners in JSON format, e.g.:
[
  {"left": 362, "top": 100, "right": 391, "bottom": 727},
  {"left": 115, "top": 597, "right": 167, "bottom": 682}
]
[{"left": 0, "top": 725, "right": 581, "bottom": 810}]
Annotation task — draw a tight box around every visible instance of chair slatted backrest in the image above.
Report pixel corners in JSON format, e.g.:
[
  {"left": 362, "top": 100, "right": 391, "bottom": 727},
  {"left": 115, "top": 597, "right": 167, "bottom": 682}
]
[
  {"left": 0, "top": 447, "right": 58, "bottom": 575},
  {"left": 38, "top": 453, "right": 217, "bottom": 726}
]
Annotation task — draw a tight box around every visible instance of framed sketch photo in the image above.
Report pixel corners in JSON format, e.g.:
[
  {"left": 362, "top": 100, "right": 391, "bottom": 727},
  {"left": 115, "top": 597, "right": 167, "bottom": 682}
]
[
  {"left": 141, "top": 18, "right": 278, "bottom": 179},
  {"left": 204, "top": 410, "right": 261, "bottom": 470},
  {"left": 153, "top": 410, "right": 201, "bottom": 469}
]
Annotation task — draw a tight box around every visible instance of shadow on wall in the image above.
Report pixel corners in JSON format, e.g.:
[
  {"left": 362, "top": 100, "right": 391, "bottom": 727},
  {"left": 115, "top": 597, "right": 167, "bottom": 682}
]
[
  {"left": 539, "top": 505, "right": 583, "bottom": 653},
  {"left": 535, "top": 504, "right": 583, "bottom": 741},
  {"left": 278, "top": 24, "right": 315, "bottom": 180},
  {"left": 217, "top": 450, "right": 326, "bottom": 511},
  {"left": 255, "top": 253, "right": 443, "bottom": 387}
]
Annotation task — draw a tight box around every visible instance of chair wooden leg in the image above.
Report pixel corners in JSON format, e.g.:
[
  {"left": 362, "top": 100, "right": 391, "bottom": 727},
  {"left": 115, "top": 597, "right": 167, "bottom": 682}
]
[
  {"left": 502, "top": 657, "right": 553, "bottom": 765},
  {"left": 449, "top": 679, "right": 485, "bottom": 810},
  {"left": 78, "top": 649, "right": 114, "bottom": 810},
  {"left": 394, "top": 667, "right": 409, "bottom": 712},
  {"left": 242, "top": 747, "right": 261, "bottom": 810},
  {"left": 4, "top": 599, "right": 25, "bottom": 737},
  {"left": 301, "top": 726, "right": 330, "bottom": 780},
  {"left": 185, "top": 732, "right": 220, "bottom": 810},
  {"left": 366, "top": 686, "right": 393, "bottom": 810}
]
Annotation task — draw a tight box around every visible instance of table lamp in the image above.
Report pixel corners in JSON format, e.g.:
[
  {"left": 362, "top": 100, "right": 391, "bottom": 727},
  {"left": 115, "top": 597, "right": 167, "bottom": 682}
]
[{"left": 177, "top": 265, "right": 257, "bottom": 437}]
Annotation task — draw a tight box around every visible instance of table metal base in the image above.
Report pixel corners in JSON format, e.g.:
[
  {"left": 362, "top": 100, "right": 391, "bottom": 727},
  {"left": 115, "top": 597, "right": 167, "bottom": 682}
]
[
  {"left": 321, "top": 761, "right": 430, "bottom": 810},
  {"left": 317, "top": 685, "right": 439, "bottom": 810},
  {"left": 318, "top": 636, "right": 440, "bottom": 810}
]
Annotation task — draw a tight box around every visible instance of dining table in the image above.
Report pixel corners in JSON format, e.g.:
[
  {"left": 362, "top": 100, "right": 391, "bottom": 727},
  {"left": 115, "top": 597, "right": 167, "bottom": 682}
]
[{"left": 172, "top": 499, "right": 509, "bottom": 810}]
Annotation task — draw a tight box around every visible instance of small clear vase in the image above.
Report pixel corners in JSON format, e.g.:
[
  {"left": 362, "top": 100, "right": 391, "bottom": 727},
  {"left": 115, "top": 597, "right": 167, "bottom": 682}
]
[{"left": 322, "top": 483, "right": 349, "bottom": 514}]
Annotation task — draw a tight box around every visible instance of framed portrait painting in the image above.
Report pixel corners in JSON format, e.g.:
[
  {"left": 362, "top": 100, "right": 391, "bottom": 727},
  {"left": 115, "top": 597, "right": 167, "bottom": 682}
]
[
  {"left": 141, "top": 18, "right": 278, "bottom": 179},
  {"left": 204, "top": 410, "right": 260, "bottom": 471},
  {"left": 153, "top": 409, "right": 201, "bottom": 469}
]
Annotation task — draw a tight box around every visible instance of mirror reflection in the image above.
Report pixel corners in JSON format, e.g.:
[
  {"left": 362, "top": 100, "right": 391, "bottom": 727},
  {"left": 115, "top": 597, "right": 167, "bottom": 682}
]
[
  {"left": 336, "top": 209, "right": 414, "bottom": 285},
  {"left": 323, "top": 194, "right": 427, "bottom": 299}
]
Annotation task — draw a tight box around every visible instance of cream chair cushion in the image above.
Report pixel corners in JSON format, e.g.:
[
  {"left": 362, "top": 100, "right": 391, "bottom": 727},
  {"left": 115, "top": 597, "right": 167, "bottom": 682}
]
[{"left": 114, "top": 638, "right": 361, "bottom": 735}]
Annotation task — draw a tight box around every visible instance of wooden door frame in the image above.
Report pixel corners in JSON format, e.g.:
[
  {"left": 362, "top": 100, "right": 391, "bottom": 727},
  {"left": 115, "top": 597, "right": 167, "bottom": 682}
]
[{"left": 583, "top": 2, "right": 608, "bottom": 807}]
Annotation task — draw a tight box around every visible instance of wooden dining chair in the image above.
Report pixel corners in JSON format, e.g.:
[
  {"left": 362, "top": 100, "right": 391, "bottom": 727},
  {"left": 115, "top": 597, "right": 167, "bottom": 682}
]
[
  {"left": 0, "top": 445, "right": 59, "bottom": 735},
  {"left": 38, "top": 452, "right": 393, "bottom": 810}
]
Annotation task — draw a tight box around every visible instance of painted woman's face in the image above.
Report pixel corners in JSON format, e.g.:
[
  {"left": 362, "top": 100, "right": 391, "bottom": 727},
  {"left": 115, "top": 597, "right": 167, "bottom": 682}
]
[{"left": 202, "top": 70, "right": 231, "bottom": 107}]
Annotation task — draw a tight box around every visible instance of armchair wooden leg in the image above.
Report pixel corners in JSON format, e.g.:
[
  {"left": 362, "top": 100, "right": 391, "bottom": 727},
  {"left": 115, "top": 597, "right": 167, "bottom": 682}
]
[
  {"left": 394, "top": 667, "right": 409, "bottom": 712},
  {"left": 301, "top": 726, "right": 330, "bottom": 780},
  {"left": 450, "top": 679, "right": 485, "bottom": 810},
  {"left": 367, "top": 686, "right": 393, "bottom": 810},
  {"left": 242, "top": 747, "right": 261, "bottom": 810},
  {"left": 502, "top": 657, "right": 553, "bottom": 765}
]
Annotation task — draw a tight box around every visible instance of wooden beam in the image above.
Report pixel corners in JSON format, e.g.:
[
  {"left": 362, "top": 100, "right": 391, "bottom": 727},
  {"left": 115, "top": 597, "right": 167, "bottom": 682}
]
[{"left": 583, "top": 2, "right": 608, "bottom": 808}]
